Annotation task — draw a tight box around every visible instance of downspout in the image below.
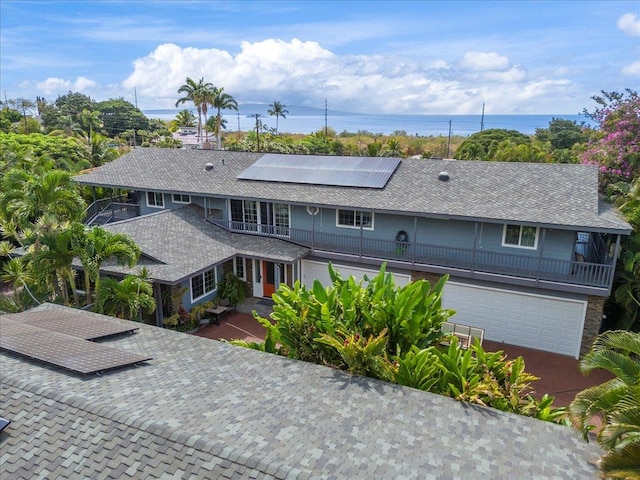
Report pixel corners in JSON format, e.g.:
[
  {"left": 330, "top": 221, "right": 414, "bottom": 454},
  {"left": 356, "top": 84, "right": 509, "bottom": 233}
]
[
  {"left": 471, "top": 222, "right": 478, "bottom": 275},
  {"left": 412, "top": 216, "right": 418, "bottom": 265},
  {"left": 537, "top": 228, "right": 546, "bottom": 287}
]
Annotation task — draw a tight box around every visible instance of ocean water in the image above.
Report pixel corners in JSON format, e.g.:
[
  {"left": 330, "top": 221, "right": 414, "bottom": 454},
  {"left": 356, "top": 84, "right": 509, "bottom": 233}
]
[{"left": 145, "top": 109, "right": 594, "bottom": 137}]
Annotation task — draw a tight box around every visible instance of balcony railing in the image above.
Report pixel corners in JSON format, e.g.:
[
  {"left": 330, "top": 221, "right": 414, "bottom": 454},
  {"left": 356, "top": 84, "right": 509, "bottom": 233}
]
[
  {"left": 210, "top": 219, "right": 615, "bottom": 291},
  {"left": 84, "top": 197, "right": 139, "bottom": 226}
]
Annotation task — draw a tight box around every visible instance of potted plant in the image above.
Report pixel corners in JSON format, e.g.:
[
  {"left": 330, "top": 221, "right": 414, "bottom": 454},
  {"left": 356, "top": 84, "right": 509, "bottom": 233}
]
[{"left": 217, "top": 272, "right": 249, "bottom": 308}]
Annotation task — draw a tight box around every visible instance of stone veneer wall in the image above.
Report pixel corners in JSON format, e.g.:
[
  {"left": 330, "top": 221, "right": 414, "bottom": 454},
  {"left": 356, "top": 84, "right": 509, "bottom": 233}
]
[{"left": 581, "top": 296, "right": 605, "bottom": 356}]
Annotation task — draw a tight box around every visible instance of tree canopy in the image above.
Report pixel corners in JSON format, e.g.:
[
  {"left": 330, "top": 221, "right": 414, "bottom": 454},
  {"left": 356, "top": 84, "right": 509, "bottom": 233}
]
[{"left": 454, "top": 129, "right": 530, "bottom": 161}]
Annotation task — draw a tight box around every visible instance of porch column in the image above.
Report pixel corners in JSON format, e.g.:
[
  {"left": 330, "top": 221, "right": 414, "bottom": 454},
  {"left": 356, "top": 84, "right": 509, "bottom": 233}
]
[{"left": 412, "top": 216, "right": 418, "bottom": 264}]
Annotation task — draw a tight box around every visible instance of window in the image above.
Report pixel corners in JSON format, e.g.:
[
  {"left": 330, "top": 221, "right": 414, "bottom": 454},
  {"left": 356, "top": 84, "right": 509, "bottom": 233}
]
[
  {"left": 502, "top": 224, "right": 538, "bottom": 249},
  {"left": 172, "top": 193, "right": 191, "bottom": 204},
  {"left": 336, "top": 209, "right": 374, "bottom": 229},
  {"left": 191, "top": 267, "right": 217, "bottom": 301},
  {"left": 230, "top": 200, "right": 289, "bottom": 235},
  {"left": 234, "top": 256, "right": 246, "bottom": 280},
  {"left": 147, "top": 192, "right": 164, "bottom": 208}
]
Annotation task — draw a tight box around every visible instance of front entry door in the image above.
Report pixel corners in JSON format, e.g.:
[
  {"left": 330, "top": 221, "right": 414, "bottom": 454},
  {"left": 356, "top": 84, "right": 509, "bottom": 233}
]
[{"left": 262, "top": 261, "right": 277, "bottom": 297}]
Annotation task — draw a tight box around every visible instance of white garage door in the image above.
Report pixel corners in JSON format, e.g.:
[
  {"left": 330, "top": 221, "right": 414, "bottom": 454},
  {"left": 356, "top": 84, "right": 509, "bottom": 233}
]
[
  {"left": 443, "top": 282, "right": 587, "bottom": 358},
  {"left": 302, "top": 260, "right": 411, "bottom": 290}
]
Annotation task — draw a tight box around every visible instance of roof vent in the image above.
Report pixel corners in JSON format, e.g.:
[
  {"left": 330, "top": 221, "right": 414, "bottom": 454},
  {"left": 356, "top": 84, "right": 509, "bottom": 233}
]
[
  {"left": 438, "top": 171, "right": 450, "bottom": 182},
  {"left": 204, "top": 162, "right": 214, "bottom": 172}
]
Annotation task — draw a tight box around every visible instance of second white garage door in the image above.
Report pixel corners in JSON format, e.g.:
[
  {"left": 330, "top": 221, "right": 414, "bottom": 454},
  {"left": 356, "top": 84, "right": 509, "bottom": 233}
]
[
  {"left": 442, "top": 282, "right": 587, "bottom": 358},
  {"left": 302, "top": 260, "right": 411, "bottom": 290}
]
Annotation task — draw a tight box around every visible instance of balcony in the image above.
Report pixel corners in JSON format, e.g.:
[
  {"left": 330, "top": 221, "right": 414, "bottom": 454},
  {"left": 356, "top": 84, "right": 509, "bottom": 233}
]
[
  {"left": 211, "top": 219, "right": 615, "bottom": 295},
  {"left": 84, "top": 196, "right": 140, "bottom": 226}
]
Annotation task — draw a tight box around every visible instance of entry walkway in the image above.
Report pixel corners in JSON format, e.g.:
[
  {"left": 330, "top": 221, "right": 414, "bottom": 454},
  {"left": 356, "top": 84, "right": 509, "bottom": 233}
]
[{"left": 195, "top": 303, "right": 611, "bottom": 407}]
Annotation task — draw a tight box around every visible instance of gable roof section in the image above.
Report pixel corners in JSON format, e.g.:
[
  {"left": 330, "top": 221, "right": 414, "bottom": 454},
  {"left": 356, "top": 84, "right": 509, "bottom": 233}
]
[
  {"left": 1, "top": 304, "right": 602, "bottom": 479},
  {"left": 75, "top": 149, "right": 631, "bottom": 233},
  {"left": 98, "top": 205, "right": 309, "bottom": 283}
]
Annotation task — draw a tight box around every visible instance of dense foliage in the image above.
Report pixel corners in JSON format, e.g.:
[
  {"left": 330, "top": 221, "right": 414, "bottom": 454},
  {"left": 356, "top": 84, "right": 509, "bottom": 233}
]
[
  {"left": 233, "top": 264, "right": 563, "bottom": 420},
  {"left": 568, "top": 330, "right": 640, "bottom": 478}
]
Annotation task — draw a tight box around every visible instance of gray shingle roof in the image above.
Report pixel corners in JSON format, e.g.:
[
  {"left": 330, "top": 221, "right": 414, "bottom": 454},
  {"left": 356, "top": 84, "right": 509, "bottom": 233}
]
[
  {"left": 1, "top": 303, "right": 602, "bottom": 479},
  {"left": 98, "top": 205, "right": 309, "bottom": 283},
  {"left": 75, "top": 149, "right": 631, "bottom": 233}
]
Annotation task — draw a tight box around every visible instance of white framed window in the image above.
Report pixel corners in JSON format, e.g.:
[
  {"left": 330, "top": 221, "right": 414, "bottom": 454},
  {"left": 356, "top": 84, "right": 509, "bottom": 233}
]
[
  {"left": 147, "top": 192, "right": 164, "bottom": 208},
  {"left": 336, "top": 209, "right": 374, "bottom": 230},
  {"left": 234, "top": 256, "right": 246, "bottom": 280},
  {"left": 172, "top": 193, "right": 191, "bottom": 204},
  {"left": 502, "top": 224, "right": 538, "bottom": 249},
  {"left": 191, "top": 267, "right": 217, "bottom": 302}
]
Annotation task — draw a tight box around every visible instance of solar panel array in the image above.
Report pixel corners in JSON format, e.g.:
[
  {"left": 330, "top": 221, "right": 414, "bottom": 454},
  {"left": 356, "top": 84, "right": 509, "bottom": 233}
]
[
  {"left": 237, "top": 154, "right": 401, "bottom": 189},
  {"left": 0, "top": 310, "right": 151, "bottom": 375}
]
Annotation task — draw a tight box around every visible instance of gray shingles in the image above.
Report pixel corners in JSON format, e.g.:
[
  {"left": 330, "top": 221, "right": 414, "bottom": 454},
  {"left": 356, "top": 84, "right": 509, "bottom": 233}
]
[
  {"left": 75, "top": 149, "right": 630, "bottom": 233},
  {"left": 1, "top": 304, "right": 603, "bottom": 479},
  {"left": 95, "top": 204, "right": 308, "bottom": 283}
]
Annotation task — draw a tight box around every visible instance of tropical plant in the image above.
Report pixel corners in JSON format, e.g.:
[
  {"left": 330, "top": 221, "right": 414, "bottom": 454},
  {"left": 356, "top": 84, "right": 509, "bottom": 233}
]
[
  {"left": 216, "top": 271, "right": 249, "bottom": 307},
  {"left": 70, "top": 224, "right": 141, "bottom": 304},
  {"left": 454, "top": 129, "right": 531, "bottom": 161},
  {"left": 212, "top": 87, "right": 238, "bottom": 149},
  {"left": 268, "top": 101, "right": 289, "bottom": 135},
  {"left": 95, "top": 268, "right": 155, "bottom": 320},
  {"left": 172, "top": 109, "right": 197, "bottom": 129},
  {"left": 568, "top": 330, "right": 640, "bottom": 478}
]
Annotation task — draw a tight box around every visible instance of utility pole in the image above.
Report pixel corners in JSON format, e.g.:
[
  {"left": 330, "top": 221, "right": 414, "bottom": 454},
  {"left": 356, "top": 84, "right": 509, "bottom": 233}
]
[
  {"left": 134, "top": 88, "right": 138, "bottom": 109},
  {"left": 480, "top": 103, "right": 485, "bottom": 131},
  {"left": 447, "top": 120, "right": 452, "bottom": 158},
  {"left": 247, "top": 114, "right": 262, "bottom": 152},
  {"left": 237, "top": 112, "right": 241, "bottom": 132},
  {"left": 324, "top": 98, "right": 328, "bottom": 137}
]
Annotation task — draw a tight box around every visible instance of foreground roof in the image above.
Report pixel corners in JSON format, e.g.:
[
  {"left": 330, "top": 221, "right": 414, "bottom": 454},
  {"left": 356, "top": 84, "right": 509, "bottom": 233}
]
[
  {"left": 75, "top": 149, "right": 631, "bottom": 233},
  {"left": 1, "top": 304, "right": 602, "bottom": 479},
  {"left": 99, "top": 205, "right": 309, "bottom": 283}
]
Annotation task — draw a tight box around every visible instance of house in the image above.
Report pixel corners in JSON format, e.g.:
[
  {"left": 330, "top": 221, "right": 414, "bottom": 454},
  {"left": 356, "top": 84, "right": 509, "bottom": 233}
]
[
  {"left": 75, "top": 150, "right": 632, "bottom": 358},
  {"left": 171, "top": 125, "right": 202, "bottom": 149},
  {"left": 0, "top": 303, "right": 603, "bottom": 478}
]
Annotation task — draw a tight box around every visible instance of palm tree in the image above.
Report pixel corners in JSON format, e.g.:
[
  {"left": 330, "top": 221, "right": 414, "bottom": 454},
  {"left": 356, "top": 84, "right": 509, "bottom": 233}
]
[
  {"left": 268, "top": 101, "right": 289, "bottom": 135},
  {"left": 78, "top": 109, "right": 103, "bottom": 143},
  {"left": 0, "top": 168, "right": 86, "bottom": 233},
  {"left": 212, "top": 87, "right": 238, "bottom": 149},
  {"left": 568, "top": 330, "right": 640, "bottom": 477},
  {"left": 71, "top": 224, "right": 141, "bottom": 305},
  {"left": 95, "top": 268, "right": 155, "bottom": 320},
  {"left": 173, "top": 109, "right": 196, "bottom": 128},
  {"left": 175, "top": 77, "right": 213, "bottom": 145}
]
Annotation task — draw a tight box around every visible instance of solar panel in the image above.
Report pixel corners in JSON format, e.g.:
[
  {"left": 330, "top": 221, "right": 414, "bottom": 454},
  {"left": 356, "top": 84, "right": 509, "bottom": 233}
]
[
  {"left": 0, "top": 317, "right": 151, "bottom": 375},
  {"left": 4, "top": 308, "right": 139, "bottom": 340},
  {"left": 237, "top": 154, "right": 401, "bottom": 188}
]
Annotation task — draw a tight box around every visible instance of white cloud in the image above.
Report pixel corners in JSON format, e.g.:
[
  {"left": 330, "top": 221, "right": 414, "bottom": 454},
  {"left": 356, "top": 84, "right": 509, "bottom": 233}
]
[
  {"left": 459, "top": 51, "right": 510, "bottom": 72},
  {"left": 24, "top": 39, "right": 581, "bottom": 115},
  {"left": 617, "top": 13, "right": 640, "bottom": 36},
  {"left": 34, "top": 76, "right": 98, "bottom": 95},
  {"left": 621, "top": 61, "right": 640, "bottom": 76}
]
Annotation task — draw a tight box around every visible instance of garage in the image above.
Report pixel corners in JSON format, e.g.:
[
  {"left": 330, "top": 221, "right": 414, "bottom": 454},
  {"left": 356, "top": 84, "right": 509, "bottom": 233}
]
[
  {"left": 442, "top": 282, "right": 587, "bottom": 358},
  {"left": 302, "top": 260, "right": 411, "bottom": 290}
]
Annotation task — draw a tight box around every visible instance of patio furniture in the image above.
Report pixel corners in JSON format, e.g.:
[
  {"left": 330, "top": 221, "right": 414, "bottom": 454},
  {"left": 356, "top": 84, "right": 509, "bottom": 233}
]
[{"left": 441, "top": 321, "right": 484, "bottom": 349}]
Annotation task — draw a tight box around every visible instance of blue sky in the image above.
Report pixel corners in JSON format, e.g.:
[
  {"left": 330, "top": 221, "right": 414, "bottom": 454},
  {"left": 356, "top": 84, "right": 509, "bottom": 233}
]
[{"left": 1, "top": 1, "right": 638, "bottom": 115}]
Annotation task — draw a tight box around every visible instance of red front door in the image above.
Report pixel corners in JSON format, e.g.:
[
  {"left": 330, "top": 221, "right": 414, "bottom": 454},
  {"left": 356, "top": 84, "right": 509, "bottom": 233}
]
[{"left": 262, "top": 261, "right": 276, "bottom": 297}]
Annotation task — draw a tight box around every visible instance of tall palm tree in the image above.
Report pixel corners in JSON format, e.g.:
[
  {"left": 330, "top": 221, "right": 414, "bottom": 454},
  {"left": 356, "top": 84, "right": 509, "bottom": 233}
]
[
  {"left": 212, "top": 87, "right": 238, "bottom": 149},
  {"left": 175, "top": 77, "right": 213, "bottom": 145},
  {"left": 568, "top": 330, "right": 640, "bottom": 477},
  {"left": 268, "top": 101, "right": 289, "bottom": 135},
  {"left": 70, "top": 224, "right": 141, "bottom": 305}
]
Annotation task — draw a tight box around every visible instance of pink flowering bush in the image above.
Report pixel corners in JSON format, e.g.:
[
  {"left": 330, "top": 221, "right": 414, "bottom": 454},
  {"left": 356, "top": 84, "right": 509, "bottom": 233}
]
[{"left": 581, "top": 89, "right": 640, "bottom": 190}]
